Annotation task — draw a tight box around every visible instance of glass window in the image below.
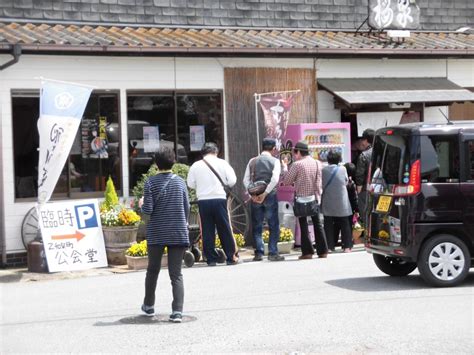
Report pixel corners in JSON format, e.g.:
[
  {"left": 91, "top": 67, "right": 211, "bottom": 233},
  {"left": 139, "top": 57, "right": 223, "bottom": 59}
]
[
  {"left": 370, "top": 134, "right": 410, "bottom": 192},
  {"left": 12, "top": 92, "right": 121, "bottom": 200},
  {"left": 420, "top": 135, "right": 459, "bottom": 183},
  {"left": 127, "top": 92, "right": 223, "bottom": 190},
  {"left": 177, "top": 94, "right": 223, "bottom": 166}
]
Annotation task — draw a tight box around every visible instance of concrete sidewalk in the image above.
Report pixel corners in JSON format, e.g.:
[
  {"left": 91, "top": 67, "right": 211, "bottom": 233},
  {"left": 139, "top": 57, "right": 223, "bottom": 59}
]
[{"left": 0, "top": 244, "right": 365, "bottom": 283}]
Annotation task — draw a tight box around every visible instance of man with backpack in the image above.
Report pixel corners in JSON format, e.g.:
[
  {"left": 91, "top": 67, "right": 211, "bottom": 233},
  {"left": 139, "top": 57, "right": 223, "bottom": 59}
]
[{"left": 243, "top": 138, "right": 285, "bottom": 262}]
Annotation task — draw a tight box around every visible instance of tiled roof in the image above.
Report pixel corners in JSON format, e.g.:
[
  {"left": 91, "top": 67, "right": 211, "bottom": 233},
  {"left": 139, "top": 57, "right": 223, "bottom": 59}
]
[{"left": 0, "top": 22, "right": 473, "bottom": 56}]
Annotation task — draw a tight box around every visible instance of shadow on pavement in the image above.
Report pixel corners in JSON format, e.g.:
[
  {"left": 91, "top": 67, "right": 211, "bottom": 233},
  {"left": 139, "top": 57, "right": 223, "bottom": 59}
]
[
  {"left": 0, "top": 271, "right": 23, "bottom": 283},
  {"left": 94, "top": 314, "right": 197, "bottom": 326},
  {"left": 326, "top": 272, "right": 474, "bottom": 292}
]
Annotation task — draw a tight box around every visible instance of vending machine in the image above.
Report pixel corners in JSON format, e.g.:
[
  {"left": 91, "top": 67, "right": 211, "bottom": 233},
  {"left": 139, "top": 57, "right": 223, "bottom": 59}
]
[{"left": 278, "top": 122, "right": 352, "bottom": 246}]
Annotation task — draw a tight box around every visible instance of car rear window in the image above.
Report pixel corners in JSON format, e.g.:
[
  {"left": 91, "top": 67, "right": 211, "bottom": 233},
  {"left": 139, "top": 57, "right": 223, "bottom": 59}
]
[{"left": 370, "top": 133, "right": 411, "bottom": 193}]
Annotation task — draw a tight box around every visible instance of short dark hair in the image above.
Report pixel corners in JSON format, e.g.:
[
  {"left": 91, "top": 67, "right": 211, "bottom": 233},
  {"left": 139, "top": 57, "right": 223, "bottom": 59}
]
[
  {"left": 154, "top": 147, "right": 176, "bottom": 170},
  {"left": 362, "top": 129, "right": 375, "bottom": 145},
  {"left": 262, "top": 137, "right": 276, "bottom": 152},
  {"left": 344, "top": 162, "right": 356, "bottom": 178},
  {"left": 327, "top": 150, "right": 342, "bottom": 165},
  {"left": 201, "top": 142, "right": 219, "bottom": 155}
]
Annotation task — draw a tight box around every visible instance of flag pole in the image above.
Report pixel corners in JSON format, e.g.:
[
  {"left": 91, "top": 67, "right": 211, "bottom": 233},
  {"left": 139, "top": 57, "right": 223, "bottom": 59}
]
[{"left": 254, "top": 93, "right": 261, "bottom": 155}]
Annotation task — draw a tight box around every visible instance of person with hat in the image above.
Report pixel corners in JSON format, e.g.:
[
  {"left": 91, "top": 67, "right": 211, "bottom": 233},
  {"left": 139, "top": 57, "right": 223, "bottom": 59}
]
[
  {"left": 281, "top": 141, "right": 329, "bottom": 259},
  {"left": 355, "top": 128, "right": 375, "bottom": 224},
  {"left": 243, "top": 138, "right": 285, "bottom": 262}
]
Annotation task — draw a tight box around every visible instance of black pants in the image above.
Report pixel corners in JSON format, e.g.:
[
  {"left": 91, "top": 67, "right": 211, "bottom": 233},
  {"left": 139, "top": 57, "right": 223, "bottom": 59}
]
[
  {"left": 298, "top": 213, "right": 328, "bottom": 256},
  {"left": 324, "top": 216, "right": 353, "bottom": 250},
  {"left": 144, "top": 245, "right": 186, "bottom": 313},
  {"left": 198, "top": 199, "right": 236, "bottom": 264}
]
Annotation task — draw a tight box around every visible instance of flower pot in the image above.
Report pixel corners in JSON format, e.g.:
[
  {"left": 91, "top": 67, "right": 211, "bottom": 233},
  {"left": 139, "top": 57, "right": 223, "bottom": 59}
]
[
  {"left": 264, "top": 241, "right": 294, "bottom": 255},
  {"left": 125, "top": 255, "right": 168, "bottom": 270},
  {"left": 102, "top": 226, "right": 138, "bottom": 265},
  {"left": 126, "top": 255, "right": 148, "bottom": 270}
]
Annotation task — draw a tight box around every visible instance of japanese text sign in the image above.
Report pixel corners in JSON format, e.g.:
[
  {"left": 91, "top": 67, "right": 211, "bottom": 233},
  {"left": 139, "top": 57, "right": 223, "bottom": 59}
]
[
  {"left": 368, "top": 0, "right": 420, "bottom": 30},
  {"left": 38, "top": 199, "right": 108, "bottom": 272}
]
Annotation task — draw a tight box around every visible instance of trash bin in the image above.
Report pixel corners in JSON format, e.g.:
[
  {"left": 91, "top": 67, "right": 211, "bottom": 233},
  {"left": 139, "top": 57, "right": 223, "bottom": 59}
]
[
  {"left": 27, "top": 239, "right": 49, "bottom": 273},
  {"left": 278, "top": 201, "right": 296, "bottom": 237}
]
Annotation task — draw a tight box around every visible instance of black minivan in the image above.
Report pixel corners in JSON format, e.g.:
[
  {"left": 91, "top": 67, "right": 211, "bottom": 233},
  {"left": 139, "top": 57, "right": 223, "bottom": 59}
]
[{"left": 365, "top": 121, "right": 474, "bottom": 287}]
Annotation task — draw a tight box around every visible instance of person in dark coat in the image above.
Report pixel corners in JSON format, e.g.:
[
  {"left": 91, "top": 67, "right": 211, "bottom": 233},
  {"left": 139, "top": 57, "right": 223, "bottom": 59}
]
[{"left": 355, "top": 128, "right": 374, "bottom": 224}]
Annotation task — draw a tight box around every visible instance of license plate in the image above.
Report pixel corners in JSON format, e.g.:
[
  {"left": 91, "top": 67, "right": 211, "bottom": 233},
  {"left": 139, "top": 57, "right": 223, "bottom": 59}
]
[{"left": 376, "top": 196, "right": 392, "bottom": 213}]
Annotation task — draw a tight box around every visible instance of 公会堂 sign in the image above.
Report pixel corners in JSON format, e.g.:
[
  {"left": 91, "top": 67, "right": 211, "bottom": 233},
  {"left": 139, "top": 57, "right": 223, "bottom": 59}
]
[{"left": 38, "top": 199, "right": 108, "bottom": 272}]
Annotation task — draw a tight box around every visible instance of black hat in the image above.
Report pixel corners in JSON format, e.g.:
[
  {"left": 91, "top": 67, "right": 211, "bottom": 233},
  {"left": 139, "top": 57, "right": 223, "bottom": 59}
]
[
  {"left": 262, "top": 137, "right": 276, "bottom": 148},
  {"left": 294, "top": 141, "right": 309, "bottom": 152}
]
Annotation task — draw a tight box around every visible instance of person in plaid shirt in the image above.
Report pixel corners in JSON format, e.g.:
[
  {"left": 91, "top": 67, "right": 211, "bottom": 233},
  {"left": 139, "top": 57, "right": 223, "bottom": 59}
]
[{"left": 282, "top": 141, "right": 329, "bottom": 259}]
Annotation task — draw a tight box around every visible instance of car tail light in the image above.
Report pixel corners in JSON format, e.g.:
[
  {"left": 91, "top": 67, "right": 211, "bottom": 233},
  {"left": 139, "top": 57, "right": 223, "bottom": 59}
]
[{"left": 393, "top": 160, "right": 421, "bottom": 196}]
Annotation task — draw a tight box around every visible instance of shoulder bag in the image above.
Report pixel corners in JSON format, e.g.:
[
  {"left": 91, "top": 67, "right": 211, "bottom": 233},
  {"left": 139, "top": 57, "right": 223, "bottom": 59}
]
[
  {"left": 202, "top": 159, "right": 232, "bottom": 195},
  {"left": 247, "top": 157, "right": 268, "bottom": 196}
]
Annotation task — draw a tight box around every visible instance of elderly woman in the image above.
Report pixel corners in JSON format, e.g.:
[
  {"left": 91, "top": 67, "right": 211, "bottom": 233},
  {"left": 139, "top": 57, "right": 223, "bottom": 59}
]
[
  {"left": 139, "top": 147, "right": 190, "bottom": 323},
  {"left": 321, "top": 150, "right": 353, "bottom": 253}
]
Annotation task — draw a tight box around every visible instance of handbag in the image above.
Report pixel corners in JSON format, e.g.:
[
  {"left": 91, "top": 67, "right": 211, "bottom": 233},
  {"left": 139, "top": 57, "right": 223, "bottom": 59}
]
[
  {"left": 293, "top": 196, "right": 319, "bottom": 217},
  {"left": 247, "top": 157, "right": 268, "bottom": 196}
]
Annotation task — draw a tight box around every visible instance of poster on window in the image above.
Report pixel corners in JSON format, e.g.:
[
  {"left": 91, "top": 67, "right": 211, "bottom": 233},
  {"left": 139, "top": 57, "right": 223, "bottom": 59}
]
[
  {"left": 143, "top": 126, "right": 160, "bottom": 153},
  {"left": 38, "top": 199, "right": 108, "bottom": 272},
  {"left": 37, "top": 80, "right": 92, "bottom": 204},
  {"left": 259, "top": 93, "right": 296, "bottom": 151},
  {"left": 190, "top": 125, "right": 205, "bottom": 152}
]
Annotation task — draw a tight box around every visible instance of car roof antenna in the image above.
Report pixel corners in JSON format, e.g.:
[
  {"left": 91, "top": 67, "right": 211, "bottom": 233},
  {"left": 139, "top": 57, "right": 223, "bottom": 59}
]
[{"left": 438, "top": 108, "right": 453, "bottom": 125}]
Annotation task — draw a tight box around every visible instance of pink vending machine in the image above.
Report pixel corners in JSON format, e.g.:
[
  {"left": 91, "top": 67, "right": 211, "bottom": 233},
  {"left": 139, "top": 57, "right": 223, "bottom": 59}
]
[{"left": 277, "top": 122, "right": 351, "bottom": 246}]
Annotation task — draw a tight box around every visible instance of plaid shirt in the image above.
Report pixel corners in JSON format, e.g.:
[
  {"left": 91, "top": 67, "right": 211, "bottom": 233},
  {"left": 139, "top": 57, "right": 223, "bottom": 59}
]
[{"left": 282, "top": 156, "right": 323, "bottom": 201}]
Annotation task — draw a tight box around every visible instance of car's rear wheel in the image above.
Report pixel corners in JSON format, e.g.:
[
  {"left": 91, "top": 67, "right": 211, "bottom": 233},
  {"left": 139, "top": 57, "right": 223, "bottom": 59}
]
[
  {"left": 373, "top": 254, "right": 417, "bottom": 276},
  {"left": 418, "top": 234, "right": 470, "bottom": 287}
]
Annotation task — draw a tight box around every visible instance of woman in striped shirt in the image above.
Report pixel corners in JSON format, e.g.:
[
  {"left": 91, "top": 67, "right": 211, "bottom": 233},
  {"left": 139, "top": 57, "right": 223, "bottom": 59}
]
[{"left": 139, "top": 147, "right": 190, "bottom": 323}]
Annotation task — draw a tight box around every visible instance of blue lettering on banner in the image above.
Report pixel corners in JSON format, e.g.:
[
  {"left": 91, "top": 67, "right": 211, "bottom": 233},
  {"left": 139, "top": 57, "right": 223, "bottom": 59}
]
[{"left": 74, "top": 204, "right": 98, "bottom": 229}]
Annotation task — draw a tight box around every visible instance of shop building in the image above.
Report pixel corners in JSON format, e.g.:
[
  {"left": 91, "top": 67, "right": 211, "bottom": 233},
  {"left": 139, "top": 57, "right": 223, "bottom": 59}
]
[{"left": 0, "top": 1, "right": 473, "bottom": 265}]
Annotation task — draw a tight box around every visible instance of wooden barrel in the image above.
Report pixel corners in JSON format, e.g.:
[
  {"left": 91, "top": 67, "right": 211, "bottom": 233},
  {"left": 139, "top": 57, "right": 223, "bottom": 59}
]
[{"left": 102, "top": 226, "right": 138, "bottom": 265}]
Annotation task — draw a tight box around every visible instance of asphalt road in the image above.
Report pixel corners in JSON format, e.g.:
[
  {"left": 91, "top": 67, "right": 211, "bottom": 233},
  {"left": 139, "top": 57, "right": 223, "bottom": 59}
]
[{"left": 1, "top": 251, "right": 473, "bottom": 354}]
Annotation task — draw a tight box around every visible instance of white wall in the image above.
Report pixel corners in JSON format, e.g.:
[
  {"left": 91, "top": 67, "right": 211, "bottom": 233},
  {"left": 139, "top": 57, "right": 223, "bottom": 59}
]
[{"left": 1, "top": 55, "right": 473, "bottom": 254}]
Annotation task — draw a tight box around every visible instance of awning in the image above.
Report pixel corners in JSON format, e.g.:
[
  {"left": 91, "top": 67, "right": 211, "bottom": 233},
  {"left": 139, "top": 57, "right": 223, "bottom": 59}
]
[{"left": 318, "top": 78, "right": 474, "bottom": 105}]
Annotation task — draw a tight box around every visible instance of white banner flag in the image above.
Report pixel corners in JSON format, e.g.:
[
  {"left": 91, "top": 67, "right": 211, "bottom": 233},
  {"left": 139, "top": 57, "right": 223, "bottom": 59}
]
[{"left": 37, "top": 80, "right": 92, "bottom": 204}]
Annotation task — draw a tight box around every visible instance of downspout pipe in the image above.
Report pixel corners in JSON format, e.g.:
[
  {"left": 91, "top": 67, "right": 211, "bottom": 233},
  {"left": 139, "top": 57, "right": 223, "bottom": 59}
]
[
  {"left": 0, "top": 44, "right": 21, "bottom": 267},
  {"left": 0, "top": 44, "right": 22, "bottom": 71}
]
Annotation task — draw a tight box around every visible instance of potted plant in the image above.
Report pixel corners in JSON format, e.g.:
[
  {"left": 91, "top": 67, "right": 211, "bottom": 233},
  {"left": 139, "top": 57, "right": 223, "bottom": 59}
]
[
  {"left": 100, "top": 176, "right": 141, "bottom": 265},
  {"left": 263, "top": 227, "right": 294, "bottom": 255},
  {"left": 125, "top": 240, "right": 168, "bottom": 270}
]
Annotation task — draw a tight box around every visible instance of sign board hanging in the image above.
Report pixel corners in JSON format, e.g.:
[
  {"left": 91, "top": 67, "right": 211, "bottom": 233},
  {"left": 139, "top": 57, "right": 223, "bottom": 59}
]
[
  {"left": 368, "top": 0, "right": 420, "bottom": 31},
  {"left": 38, "top": 199, "right": 108, "bottom": 272}
]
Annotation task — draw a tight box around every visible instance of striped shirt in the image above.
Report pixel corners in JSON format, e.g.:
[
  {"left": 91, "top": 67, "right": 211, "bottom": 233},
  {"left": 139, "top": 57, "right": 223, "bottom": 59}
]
[
  {"left": 282, "top": 155, "right": 323, "bottom": 202},
  {"left": 142, "top": 173, "right": 190, "bottom": 246}
]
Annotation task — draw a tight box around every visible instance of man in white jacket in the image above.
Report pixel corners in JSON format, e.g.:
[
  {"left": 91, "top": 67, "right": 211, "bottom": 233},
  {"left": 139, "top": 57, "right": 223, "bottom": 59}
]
[{"left": 187, "top": 142, "right": 240, "bottom": 266}]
